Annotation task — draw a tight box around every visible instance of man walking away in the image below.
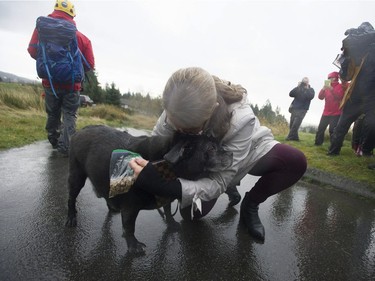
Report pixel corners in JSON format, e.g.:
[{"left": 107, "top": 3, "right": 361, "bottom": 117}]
[{"left": 28, "top": 0, "right": 95, "bottom": 156}]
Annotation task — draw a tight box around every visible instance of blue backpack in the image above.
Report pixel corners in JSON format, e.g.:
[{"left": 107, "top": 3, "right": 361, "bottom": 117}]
[{"left": 36, "top": 16, "right": 88, "bottom": 96}]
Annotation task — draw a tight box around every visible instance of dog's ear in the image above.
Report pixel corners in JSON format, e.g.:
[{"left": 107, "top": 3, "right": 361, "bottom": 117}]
[
  {"left": 164, "top": 140, "right": 187, "bottom": 164},
  {"left": 165, "top": 133, "right": 193, "bottom": 164}
]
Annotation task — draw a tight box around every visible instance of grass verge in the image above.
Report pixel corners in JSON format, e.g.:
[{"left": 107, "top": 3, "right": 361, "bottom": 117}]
[
  {"left": 0, "top": 104, "right": 157, "bottom": 150},
  {"left": 279, "top": 133, "right": 375, "bottom": 189}
]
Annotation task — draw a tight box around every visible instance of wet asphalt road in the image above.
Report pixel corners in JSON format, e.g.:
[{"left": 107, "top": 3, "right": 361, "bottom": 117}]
[{"left": 0, "top": 128, "right": 374, "bottom": 281}]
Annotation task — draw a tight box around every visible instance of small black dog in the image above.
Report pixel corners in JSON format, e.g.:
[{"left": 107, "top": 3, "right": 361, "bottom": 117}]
[{"left": 65, "top": 125, "right": 232, "bottom": 254}]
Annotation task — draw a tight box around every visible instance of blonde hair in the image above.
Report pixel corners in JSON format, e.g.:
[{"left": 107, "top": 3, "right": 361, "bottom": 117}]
[
  {"left": 212, "top": 75, "right": 246, "bottom": 104},
  {"left": 163, "top": 67, "right": 246, "bottom": 140},
  {"left": 163, "top": 67, "right": 217, "bottom": 129}
]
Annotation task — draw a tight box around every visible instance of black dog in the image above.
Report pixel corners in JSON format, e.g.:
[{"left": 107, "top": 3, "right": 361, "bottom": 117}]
[{"left": 65, "top": 125, "right": 232, "bottom": 254}]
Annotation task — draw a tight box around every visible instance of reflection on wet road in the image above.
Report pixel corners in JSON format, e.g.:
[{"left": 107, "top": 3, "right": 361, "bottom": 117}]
[{"left": 0, "top": 135, "right": 374, "bottom": 281}]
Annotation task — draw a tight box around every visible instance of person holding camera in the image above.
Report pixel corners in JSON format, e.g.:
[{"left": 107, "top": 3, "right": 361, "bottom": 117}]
[
  {"left": 314, "top": 72, "right": 345, "bottom": 146},
  {"left": 286, "top": 77, "right": 315, "bottom": 141}
]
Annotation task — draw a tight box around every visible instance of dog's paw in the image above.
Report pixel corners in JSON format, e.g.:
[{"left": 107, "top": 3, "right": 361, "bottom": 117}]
[
  {"left": 227, "top": 190, "right": 241, "bottom": 207},
  {"left": 127, "top": 241, "right": 147, "bottom": 255},
  {"left": 125, "top": 235, "right": 147, "bottom": 255},
  {"left": 65, "top": 216, "right": 77, "bottom": 227}
]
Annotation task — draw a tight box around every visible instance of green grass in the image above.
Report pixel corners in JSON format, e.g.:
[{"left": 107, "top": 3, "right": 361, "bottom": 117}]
[
  {"left": 0, "top": 104, "right": 157, "bottom": 150},
  {"left": 0, "top": 83, "right": 45, "bottom": 111},
  {"left": 0, "top": 82, "right": 157, "bottom": 149},
  {"left": 0, "top": 107, "right": 46, "bottom": 149},
  {"left": 279, "top": 132, "right": 375, "bottom": 187}
]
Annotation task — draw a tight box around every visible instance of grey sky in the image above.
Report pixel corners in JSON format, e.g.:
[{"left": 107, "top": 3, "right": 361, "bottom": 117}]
[{"left": 0, "top": 0, "right": 373, "bottom": 125}]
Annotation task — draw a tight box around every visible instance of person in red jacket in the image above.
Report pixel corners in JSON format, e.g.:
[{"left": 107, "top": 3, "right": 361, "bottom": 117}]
[
  {"left": 314, "top": 72, "right": 345, "bottom": 146},
  {"left": 27, "top": 0, "right": 95, "bottom": 156}
]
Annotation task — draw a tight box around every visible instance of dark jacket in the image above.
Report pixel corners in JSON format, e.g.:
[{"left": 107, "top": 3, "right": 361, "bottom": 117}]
[
  {"left": 351, "top": 45, "right": 375, "bottom": 105},
  {"left": 289, "top": 84, "right": 315, "bottom": 110},
  {"left": 339, "top": 22, "right": 375, "bottom": 106}
]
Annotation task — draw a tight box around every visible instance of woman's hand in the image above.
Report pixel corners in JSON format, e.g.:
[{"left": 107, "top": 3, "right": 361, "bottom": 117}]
[
  {"left": 129, "top": 158, "right": 182, "bottom": 200},
  {"left": 129, "top": 158, "right": 149, "bottom": 179}
]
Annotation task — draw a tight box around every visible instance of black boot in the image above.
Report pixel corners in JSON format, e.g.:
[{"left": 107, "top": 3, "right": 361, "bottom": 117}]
[
  {"left": 48, "top": 132, "right": 59, "bottom": 149},
  {"left": 240, "top": 193, "right": 265, "bottom": 242},
  {"left": 225, "top": 186, "right": 241, "bottom": 207}
]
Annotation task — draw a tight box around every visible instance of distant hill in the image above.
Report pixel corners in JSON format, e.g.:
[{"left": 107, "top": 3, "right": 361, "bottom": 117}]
[{"left": 0, "top": 71, "right": 39, "bottom": 84}]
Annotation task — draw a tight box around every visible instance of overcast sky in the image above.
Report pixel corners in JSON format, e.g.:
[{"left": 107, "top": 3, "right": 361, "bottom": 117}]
[{"left": 0, "top": 0, "right": 373, "bottom": 126}]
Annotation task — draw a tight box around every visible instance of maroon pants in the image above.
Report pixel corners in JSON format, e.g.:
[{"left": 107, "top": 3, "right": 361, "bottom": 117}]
[{"left": 180, "top": 143, "right": 307, "bottom": 220}]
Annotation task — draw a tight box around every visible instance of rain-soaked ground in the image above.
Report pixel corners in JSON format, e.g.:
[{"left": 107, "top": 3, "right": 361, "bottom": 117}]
[{"left": 0, "top": 128, "right": 374, "bottom": 281}]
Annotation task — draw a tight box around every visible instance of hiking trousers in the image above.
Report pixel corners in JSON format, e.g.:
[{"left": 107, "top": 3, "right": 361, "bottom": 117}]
[
  {"left": 328, "top": 97, "right": 375, "bottom": 156},
  {"left": 286, "top": 109, "right": 307, "bottom": 140},
  {"left": 315, "top": 115, "right": 340, "bottom": 145},
  {"left": 44, "top": 87, "right": 80, "bottom": 153}
]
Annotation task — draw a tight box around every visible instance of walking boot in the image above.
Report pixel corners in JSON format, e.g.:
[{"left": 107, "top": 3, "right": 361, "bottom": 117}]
[
  {"left": 240, "top": 193, "right": 265, "bottom": 242},
  {"left": 48, "top": 132, "right": 59, "bottom": 149}
]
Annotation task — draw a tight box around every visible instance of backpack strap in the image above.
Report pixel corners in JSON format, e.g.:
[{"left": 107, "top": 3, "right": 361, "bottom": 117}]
[
  {"left": 79, "top": 49, "right": 91, "bottom": 71},
  {"left": 67, "top": 51, "right": 75, "bottom": 93},
  {"left": 39, "top": 41, "right": 59, "bottom": 99}
]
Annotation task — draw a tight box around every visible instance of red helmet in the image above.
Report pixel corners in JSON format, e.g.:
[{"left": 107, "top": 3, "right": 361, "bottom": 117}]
[{"left": 328, "top": 72, "right": 339, "bottom": 79}]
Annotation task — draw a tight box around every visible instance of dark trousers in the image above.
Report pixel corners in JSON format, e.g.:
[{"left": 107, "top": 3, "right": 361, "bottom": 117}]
[
  {"left": 362, "top": 109, "right": 375, "bottom": 155},
  {"left": 180, "top": 144, "right": 307, "bottom": 220},
  {"left": 328, "top": 98, "right": 375, "bottom": 155},
  {"left": 44, "top": 88, "right": 80, "bottom": 152},
  {"left": 352, "top": 114, "right": 365, "bottom": 149},
  {"left": 247, "top": 143, "right": 307, "bottom": 204},
  {"left": 286, "top": 109, "right": 307, "bottom": 140},
  {"left": 314, "top": 115, "right": 340, "bottom": 145}
]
